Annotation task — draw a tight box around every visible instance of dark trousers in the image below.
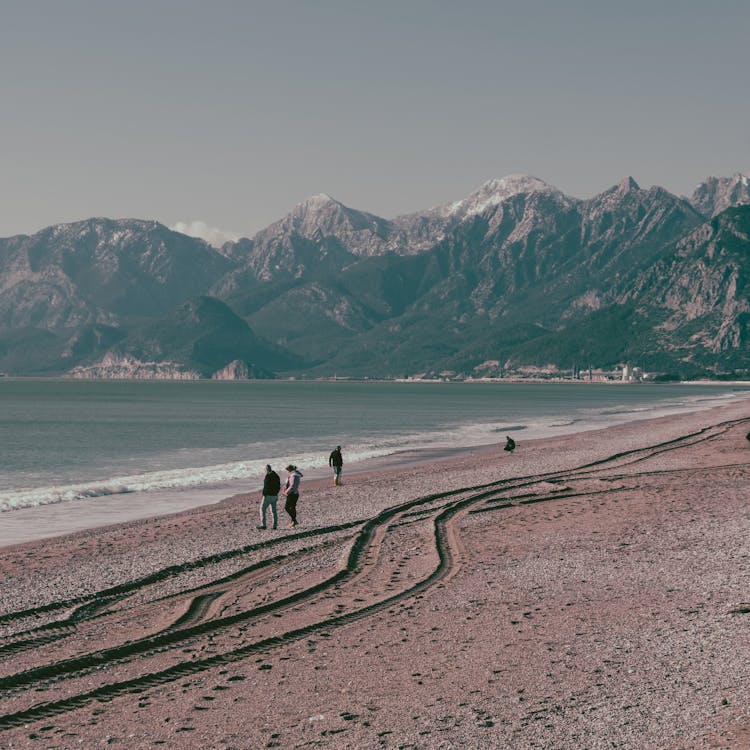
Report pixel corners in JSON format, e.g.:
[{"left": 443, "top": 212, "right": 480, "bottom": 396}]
[{"left": 285, "top": 491, "right": 299, "bottom": 524}]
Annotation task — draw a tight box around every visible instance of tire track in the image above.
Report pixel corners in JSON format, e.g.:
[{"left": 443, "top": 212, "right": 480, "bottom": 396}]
[
  {"left": 1, "top": 418, "right": 747, "bottom": 729},
  {"left": 0, "top": 520, "right": 365, "bottom": 629},
  {"left": 0, "top": 486, "right": 490, "bottom": 729},
  {"left": 164, "top": 592, "right": 225, "bottom": 633},
  {"left": 0, "top": 484, "right": 494, "bottom": 701},
  {"left": 3, "top": 417, "right": 741, "bottom": 630},
  {"left": 0, "top": 421, "right": 739, "bottom": 667}
]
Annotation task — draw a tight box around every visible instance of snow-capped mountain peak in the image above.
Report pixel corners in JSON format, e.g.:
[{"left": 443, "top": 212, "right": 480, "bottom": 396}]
[
  {"left": 294, "top": 193, "right": 339, "bottom": 213},
  {"left": 283, "top": 193, "right": 348, "bottom": 231},
  {"left": 447, "top": 174, "right": 556, "bottom": 218},
  {"left": 305, "top": 192, "right": 336, "bottom": 205},
  {"left": 690, "top": 171, "right": 750, "bottom": 217},
  {"left": 479, "top": 174, "right": 552, "bottom": 196}
]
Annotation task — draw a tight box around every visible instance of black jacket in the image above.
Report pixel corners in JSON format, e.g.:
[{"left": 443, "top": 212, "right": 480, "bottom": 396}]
[
  {"left": 329, "top": 449, "right": 343, "bottom": 468},
  {"left": 263, "top": 470, "right": 281, "bottom": 495}
]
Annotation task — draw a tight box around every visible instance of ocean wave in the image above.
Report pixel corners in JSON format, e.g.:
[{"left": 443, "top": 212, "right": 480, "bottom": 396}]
[
  {"left": 0, "top": 447, "right": 395, "bottom": 513},
  {"left": 600, "top": 406, "right": 656, "bottom": 416},
  {"left": 0, "top": 420, "right": 515, "bottom": 512}
]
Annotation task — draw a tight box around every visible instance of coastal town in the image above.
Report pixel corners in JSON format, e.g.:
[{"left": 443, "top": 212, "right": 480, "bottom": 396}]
[{"left": 401, "top": 362, "right": 652, "bottom": 382}]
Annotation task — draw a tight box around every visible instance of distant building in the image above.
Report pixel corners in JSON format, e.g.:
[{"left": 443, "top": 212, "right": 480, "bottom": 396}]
[{"left": 621, "top": 364, "right": 646, "bottom": 382}]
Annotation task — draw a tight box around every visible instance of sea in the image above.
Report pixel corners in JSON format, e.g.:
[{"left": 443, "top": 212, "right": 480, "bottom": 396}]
[{"left": 1, "top": 378, "right": 748, "bottom": 546}]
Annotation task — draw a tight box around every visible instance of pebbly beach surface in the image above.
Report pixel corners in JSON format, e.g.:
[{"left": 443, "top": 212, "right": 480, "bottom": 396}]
[{"left": 1, "top": 399, "right": 749, "bottom": 749}]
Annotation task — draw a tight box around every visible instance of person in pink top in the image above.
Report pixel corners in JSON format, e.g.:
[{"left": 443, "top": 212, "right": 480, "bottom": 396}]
[{"left": 282, "top": 464, "right": 303, "bottom": 528}]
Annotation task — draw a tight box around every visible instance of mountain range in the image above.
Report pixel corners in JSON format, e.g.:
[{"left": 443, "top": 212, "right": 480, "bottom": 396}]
[{"left": 1, "top": 171, "right": 749, "bottom": 379}]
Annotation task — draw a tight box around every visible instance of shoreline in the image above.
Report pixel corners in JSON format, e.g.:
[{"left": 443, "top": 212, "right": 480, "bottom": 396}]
[
  {"left": 0, "top": 443, "right": 485, "bottom": 551},
  {"left": 3, "top": 374, "right": 749, "bottom": 384},
  {"left": 0, "top": 442, "right": 501, "bottom": 552},
  {"left": 1, "top": 400, "right": 749, "bottom": 747},
  {"left": 2, "top": 390, "right": 749, "bottom": 550},
  {"left": 2, "top": 396, "right": 748, "bottom": 555}
]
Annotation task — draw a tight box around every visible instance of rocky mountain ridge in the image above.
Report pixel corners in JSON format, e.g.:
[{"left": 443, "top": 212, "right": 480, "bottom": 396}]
[
  {"left": 1, "top": 171, "right": 748, "bottom": 378},
  {"left": 690, "top": 172, "right": 750, "bottom": 218}
]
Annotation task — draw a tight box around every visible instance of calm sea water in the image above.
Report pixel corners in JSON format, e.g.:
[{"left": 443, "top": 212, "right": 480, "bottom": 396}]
[{"left": 0, "top": 379, "right": 748, "bottom": 543}]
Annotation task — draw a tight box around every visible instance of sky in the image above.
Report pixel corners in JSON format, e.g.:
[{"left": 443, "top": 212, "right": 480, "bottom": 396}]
[{"left": 1, "top": 0, "right": 749, "bottom": 244}]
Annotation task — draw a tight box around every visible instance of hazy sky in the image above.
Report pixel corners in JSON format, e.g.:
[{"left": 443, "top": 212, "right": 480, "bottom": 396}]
[{"left": 1, "top": 0, "right": 748, "bottom": 243}]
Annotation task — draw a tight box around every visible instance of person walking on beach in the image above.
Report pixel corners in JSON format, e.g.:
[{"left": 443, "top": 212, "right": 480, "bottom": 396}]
[
  {"left": 504, "top": 435, "right": 516, "bottom": 454},
  {"left": 282, "top": 464, "right": 303, "bottom": 528},
  {"left": 329, "top": 445, "right": 343, "bottom": 486},
  {"left": 257, "top": 464, "right": 281, "bottom": 530}
]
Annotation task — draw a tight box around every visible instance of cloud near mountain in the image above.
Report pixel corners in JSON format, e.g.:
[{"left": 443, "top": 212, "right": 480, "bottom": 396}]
[{"left": 170, "top": 220, "right": 241, "bottom": 248}]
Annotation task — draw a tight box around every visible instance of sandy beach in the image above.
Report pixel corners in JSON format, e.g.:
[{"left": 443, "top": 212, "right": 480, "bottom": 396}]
[{"left": 1, "top": 400, "right": 749, "bottom": 749}]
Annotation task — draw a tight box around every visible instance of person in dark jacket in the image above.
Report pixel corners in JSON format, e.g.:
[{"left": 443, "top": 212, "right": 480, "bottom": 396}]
[
  {"left": 504, "top": 435, "right": 516, "bottom": 454},
  {"left": 257, "top": 464, "right": 281, "bottom": 530},
  {"left": 329, "top": 445, "right": 343, "bottom": 486}
]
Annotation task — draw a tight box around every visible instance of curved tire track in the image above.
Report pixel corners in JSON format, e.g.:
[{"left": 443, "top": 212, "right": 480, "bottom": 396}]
[{"left": 1, "top": 417, "right": 748, "bottom": 729}]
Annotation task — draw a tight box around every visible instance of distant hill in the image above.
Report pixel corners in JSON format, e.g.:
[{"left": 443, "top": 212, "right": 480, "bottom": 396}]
[{"left": 1, "top": 173, "right": 748, "bottom": 378}]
